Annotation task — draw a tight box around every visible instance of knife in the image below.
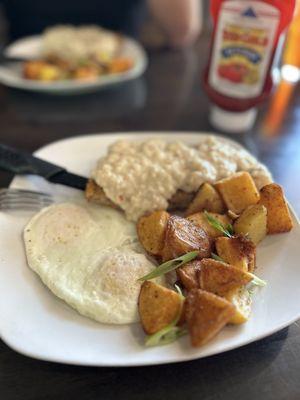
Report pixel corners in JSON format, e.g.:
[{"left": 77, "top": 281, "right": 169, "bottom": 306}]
[{"left": 0, "top": 143, "right": 88, "bottom": 190}]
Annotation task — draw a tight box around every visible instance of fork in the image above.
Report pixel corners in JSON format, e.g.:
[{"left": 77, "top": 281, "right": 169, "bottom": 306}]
[{"left": 0, "top": 188, "right": 53, "bottom": 211}]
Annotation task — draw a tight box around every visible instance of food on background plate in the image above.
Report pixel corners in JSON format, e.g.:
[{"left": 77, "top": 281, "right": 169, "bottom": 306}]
[
  {"left": 87, "top": 137, "right": 272, "bottom": 221},
  {"left": 23, "top": 25, "right": 134, "bottom": 82},
  {"left": 22, "top": 136, "right": 294, "bottom": 350}
]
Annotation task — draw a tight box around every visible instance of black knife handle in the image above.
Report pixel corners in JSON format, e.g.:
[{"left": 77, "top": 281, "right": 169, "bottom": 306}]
[{"left": 0, "top": 143, "right": 65, "bottom": 178}]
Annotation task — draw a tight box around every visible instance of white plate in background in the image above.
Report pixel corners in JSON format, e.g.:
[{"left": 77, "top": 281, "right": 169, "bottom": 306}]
[
  {"left": 0, "top": 132, "right": 299, "bottom": 366},
  {"left": 0, "top": 35, "right": 147, "bottom": 94}
]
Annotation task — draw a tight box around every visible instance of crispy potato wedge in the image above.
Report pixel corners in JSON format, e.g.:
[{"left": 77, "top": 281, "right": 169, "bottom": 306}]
[
  {"left": 185, "top": 183, "right": 226, "bottom": 216},
  {"left": 168, "top": 190, "right": 195, "bottom": 211},
  {"left": 161, "top": 215, "right": 212, "bottom": 261},
  {"left": 215, "top": 236, "right": 256, "bottom": 272},
  {"left": 137, "top": 211, "right": 170, "bottom": 255},
  {"left": 138, "top": 281, "right": 182, "bottom": 335},
  {"left": 185, "top": 289, "right": 235, "bottom": 347},
  {"left": 234, "top": 204, "right": 267, "bottom": 245},
  {"left": 176, "top": 260, "right": 201, "bottom": 291},
  {"left": 224, "top": 287, "right": 252, "bottom": 325},
  {"left": 199, "top": 258, "right": 252, "bottom": 295},
  {"left": 258, "top": 183, "right": 293, "bottom": 234},
  {"left": 215, "top": 172, "right": 260, "bottom": 214},
  {"left": 187, "top": 212, "right": 232, "bottom": 239}
]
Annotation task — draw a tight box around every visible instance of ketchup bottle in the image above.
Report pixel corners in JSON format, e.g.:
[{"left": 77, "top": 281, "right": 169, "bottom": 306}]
[{"left": 204, "top": 0, "right": 296, "bottom": 133}]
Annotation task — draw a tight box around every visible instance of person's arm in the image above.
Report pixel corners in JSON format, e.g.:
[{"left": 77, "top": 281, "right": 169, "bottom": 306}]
[{"left": 147, "top": 0, "right": 201, "bottom": 48}]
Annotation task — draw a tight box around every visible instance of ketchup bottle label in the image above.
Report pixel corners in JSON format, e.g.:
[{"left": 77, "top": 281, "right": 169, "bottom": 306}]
[{"left": 209, "top": 0, "right": 280, "bottom": 99}]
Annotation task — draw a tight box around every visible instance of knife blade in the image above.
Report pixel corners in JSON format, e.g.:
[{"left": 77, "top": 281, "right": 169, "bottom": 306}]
[{"left": 0, "top": 143, "right": 88, "bottom": 190}]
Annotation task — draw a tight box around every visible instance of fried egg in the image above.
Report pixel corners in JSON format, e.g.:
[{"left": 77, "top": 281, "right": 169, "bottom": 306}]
[{"left": 24, "top": 203, "right": 162, "bottom": 324}]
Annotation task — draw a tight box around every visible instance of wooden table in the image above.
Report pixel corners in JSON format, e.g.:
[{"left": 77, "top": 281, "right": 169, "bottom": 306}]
[{"left": 0, "top": 32, "right": 300, "bottom": 400}]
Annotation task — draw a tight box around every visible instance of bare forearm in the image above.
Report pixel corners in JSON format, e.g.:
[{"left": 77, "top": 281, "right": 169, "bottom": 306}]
[{"left": 147, "top": 0, "right": 201, "bottom": 47}]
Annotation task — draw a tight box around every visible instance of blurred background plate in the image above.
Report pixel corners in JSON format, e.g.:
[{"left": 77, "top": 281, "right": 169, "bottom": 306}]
[{"left": 0, "top": 35, "right": 148, "bottom": 94}]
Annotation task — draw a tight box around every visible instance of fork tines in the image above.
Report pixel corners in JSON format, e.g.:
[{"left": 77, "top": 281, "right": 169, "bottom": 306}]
[{"left": 0, "top": 188, "right": 53, "bottom": 210}]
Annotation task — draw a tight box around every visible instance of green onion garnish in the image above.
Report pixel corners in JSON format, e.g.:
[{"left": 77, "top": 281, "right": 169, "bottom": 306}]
[
  {"left": 211, "top": 252, "right": 225, "bottom": 262},
  {"left": 145, "top": 300, "right": 187, "bottom": 347},
  {"left": 145, "top": 324, "right": 187, "bottom": 347},
  {"left": 138, "top": 251, "right": 199, "bottom": 281},
  {"left": 174, "top": 283, "right": 185, "bottom": 299},
  {"left": 248, "top": 273, "right": 267, "bottom": 287},
  {"left": 204, "top": 211, "right": 234, "bottom": 238}
]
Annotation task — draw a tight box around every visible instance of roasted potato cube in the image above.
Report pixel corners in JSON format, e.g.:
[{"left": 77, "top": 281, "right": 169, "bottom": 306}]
[
  {"left": 108, "top": 57, "right": 133, "bottom": 73},
  {"left": 23, "top": 60, "right": 46, "bottom": 79},
  {"left": 258, "top": 183, "right": 293, "bottom": 234},
  {"left": 39, "top": 64, "right": 62, "bottom": 81},
  {"left": 176, "top": 260, "right": 201, "bottom": 291},
  {"left": 187, "top": 212, "right": 232, "bottom": 239},
  {"left": 168, "top": 190, "right": 195, "bottom": 211},
  {"left": 138, "top": 281, "right": 182, "bottom": 334},
  {"left": 215, "top": 236, "right": 256, "bottom": 272},
  {"left": 73, "top": 66, "right": 100, "bottom": 80},
  {"left": 224, "top": 287, "right": 252, "bottom": 324},
  {"left": 234, "top": 204, "right": 267, "bottom": 245},
  {"left": 161, "top": 215, "right": 212, "bottom": 261},
  {"left": 185, "top": 289, "right": 235, "bottom": 347},
  {"left": 215, "top": 172, "right": 260, "bottom": 214},
  {"left": 137, "top": 211, "right": 170, "bottom": 255},
  {"left": 23, "top": 60, "right": 61, "bottom": 81},
  {"left": 185, "top": 183, "right": 225, "bottom": 216},
  {"left": 199, "top": 258, "right": 252, "bottom": 295}
]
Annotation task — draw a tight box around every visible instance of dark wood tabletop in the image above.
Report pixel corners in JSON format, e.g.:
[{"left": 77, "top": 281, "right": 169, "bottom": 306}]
[{"left": 0, "top": 30, "right": 300, "bottom": 400}]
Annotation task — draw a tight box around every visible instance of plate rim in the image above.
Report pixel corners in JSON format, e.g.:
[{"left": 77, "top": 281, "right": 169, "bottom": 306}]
[
  {"left": 1, "top": 131, "right": 300, "bottom": 367},
  {"left": 32, "top": 130, "right": 245, "bottom": 156}
]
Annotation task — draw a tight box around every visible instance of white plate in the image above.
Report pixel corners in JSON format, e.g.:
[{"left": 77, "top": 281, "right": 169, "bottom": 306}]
[
  {"left": 0, "top": 132, "right": 300, "bottom": 367},
  {"left": 0, "top": 35, "right": 147, "bottom": 94}
]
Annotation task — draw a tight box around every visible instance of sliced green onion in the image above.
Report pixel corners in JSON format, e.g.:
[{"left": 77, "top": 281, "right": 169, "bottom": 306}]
[
  {"left": 204, "top": 211, "right": 234, "bottom": 238},
  {"left": 174, "top": 283, "right": 185, "bottom": 299},
  {"left": 138, "top": 251, "right": 199, "bottom": 281},
  {"left": 226, "top": 224, "right": 235, "bottom": 236},
  {"left": 247, "top": 287, "right": 255, "bottom": 296},
  {"left": 145, "top": 324, "right": 187, "bottom": 347},
  {"left": 248, "top": 273, "right": 267, "bottom": 287},
  {"left": 211, "top": 252, "right": 225, "bottom": 262}
]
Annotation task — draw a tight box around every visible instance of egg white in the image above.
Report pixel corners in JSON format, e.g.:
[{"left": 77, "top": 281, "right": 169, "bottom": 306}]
[{"left": 24, "top": 202, "right": 162, "bottom": 324}]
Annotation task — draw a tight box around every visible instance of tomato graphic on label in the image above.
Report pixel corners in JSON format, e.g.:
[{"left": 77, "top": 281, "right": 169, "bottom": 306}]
[{"left": 218, "top": 63, "right": 248, "bottom": 83}]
